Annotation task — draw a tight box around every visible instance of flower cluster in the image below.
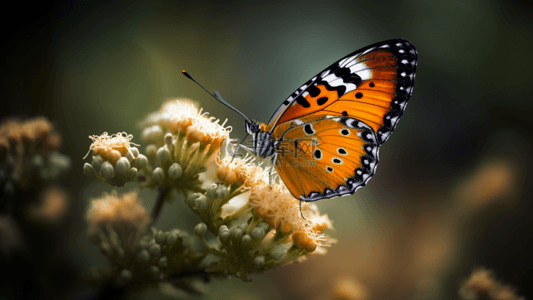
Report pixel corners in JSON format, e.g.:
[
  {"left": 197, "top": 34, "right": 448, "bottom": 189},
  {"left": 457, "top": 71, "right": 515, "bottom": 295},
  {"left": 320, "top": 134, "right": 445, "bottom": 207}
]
[
  {"left": 1, "top": 117, "right": 70, "bottom": 195},
  {"left": 84, "top": 99, "right": 335, "bottom": 292},
  {"left": 84, "top": 132, "right": 140, "bottom": 187}
]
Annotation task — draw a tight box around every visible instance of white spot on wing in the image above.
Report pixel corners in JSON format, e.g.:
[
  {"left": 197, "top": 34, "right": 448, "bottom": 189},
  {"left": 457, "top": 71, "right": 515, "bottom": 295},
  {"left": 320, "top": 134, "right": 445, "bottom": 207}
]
[{"left": 350, "top": 62, "right": 372, "bottom": 80}]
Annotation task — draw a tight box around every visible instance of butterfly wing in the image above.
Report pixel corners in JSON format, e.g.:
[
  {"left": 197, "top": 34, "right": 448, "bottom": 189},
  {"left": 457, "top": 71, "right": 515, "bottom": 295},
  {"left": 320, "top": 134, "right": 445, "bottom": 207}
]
[
  {"left": 272, "top": 114, "right": 379, "bottom": 201},
  {"left": 266, "top": 39, "right": 417, "bottom": 144}
]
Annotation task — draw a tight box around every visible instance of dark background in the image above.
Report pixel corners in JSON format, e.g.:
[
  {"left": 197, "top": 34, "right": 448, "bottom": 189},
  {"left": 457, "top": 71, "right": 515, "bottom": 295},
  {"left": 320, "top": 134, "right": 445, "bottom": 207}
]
[{"left": 2, "top": 0, "right": 533, "bottom": 299}]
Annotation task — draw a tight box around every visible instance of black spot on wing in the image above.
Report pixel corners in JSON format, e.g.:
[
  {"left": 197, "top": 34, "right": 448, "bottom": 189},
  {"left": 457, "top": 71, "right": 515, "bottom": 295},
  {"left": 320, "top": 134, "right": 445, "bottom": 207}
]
[
  {"left": 317, "top": 97, "right": 328, "bottom": 105},
  {"left": 295, "top": 95, "right": 310, "bottom": 108},
  {"left": 304, "top": 124, "right": 314, "bottom": 135},
  {"left": 308, "top": 85, "right": 320, "bottom": 97}
]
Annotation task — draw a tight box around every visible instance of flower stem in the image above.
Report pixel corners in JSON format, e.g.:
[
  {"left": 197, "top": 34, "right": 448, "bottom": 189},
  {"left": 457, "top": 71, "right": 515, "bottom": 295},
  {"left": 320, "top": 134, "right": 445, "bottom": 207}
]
[{"left": 150, "top": 186, "right": 170, "bottom": 225}]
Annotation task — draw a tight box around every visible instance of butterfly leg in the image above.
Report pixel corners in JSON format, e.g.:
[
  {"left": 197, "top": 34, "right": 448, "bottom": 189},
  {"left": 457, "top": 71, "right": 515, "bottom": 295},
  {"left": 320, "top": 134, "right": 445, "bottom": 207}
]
[
  {"left": 231, "top": 133, "right": 250, "bottom": 161},
  {"left": 269, "top": 152, "right": 278, "bottom": 185}
]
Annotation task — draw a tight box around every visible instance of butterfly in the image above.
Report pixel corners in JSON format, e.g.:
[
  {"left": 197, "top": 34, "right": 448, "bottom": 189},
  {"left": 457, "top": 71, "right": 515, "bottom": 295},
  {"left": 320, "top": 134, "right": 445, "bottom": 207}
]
[{"left": 183, "top": 38, "right": 417, "bottom": 202}]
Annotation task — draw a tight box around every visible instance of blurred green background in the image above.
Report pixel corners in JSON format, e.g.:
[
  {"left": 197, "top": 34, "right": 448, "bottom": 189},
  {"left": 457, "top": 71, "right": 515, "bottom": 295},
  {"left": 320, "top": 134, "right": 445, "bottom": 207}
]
[{"left": 2, "top": 0, "right": 533, "bottom": 299}]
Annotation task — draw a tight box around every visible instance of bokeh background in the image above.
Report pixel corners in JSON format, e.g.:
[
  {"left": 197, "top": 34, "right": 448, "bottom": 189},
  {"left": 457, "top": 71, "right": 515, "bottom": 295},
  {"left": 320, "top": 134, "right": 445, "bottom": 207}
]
[{"left": 2, "top": 0, "right": 533, "bottom": 299}]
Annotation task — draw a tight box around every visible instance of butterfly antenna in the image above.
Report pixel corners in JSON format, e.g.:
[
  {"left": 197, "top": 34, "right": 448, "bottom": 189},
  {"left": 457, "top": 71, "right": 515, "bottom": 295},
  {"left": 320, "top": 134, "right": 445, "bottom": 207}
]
[{"left": 182, "top": 70, "right": 251, "bottom": 122}]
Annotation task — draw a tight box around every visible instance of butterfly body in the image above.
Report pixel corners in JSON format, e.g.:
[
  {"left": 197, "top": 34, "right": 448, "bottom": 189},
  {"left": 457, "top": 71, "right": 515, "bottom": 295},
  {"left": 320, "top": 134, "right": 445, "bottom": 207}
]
[{"left": 243, "top": 39, "right": 417, "bottom": 202}]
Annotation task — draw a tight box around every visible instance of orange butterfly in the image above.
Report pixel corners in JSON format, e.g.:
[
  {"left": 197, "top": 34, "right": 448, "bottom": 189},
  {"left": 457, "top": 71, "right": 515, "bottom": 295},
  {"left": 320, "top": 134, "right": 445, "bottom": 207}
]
[{"left": 183, "top": 38, "right": 417, "bottom": 201}]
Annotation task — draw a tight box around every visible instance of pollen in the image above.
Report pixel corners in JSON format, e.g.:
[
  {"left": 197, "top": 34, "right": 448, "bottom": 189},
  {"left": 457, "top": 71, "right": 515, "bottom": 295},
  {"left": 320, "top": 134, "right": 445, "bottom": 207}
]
[
  {"left": 186, "top": 116, "right": 230, "bottom": 150},
  {"left": 217, "top": 155, "right": 269, "bottom": 188},
  {"left": 88, "top": 132, "right": 134, "bottom": 163}
]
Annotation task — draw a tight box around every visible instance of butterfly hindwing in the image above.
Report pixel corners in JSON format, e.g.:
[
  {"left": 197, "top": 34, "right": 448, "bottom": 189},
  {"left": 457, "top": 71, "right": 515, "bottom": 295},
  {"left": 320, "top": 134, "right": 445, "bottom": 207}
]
[
  {"left": 266, "top": 39, "right": 417, "bottom": 145},
  {"left": 272, "top": 115, "right": 379, "bottom": 201}
]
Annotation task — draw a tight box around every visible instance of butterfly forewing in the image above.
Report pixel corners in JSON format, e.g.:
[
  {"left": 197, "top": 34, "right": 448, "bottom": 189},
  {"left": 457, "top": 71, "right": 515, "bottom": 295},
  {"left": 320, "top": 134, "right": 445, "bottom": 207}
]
[
  {"left": 272, "top": 115, "right": 379, "bottom": 201},
  {"left": 266, "top": 39, "right": 417, "bottom": 145}
]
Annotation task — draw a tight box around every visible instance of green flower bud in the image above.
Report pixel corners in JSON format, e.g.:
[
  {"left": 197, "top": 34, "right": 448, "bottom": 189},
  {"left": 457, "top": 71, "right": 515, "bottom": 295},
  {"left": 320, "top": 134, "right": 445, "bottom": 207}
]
[
  {"left": 168, "top": 163, "right": 182, "bottom": 180},
  {"left": 92, "top": 155, "right": 103, "bottom": 172},
  {"left": 100, "top": 161, "right": 115, "bottom": 179},
  {"left": 257, "top": 222, "right": 270, "bottom": 232},
  {"left": 153, "top": 167, "right": 165, "bottom": 183},
  {"left": 130, "top": 147, "right": 139, "bottom": 158},
  {"left": 270, "top": 245, "right": 287, "bottom": 261},
  {"left": 165, "top": 232, "right": 179, "bottom": 245},
  {"left": 194, "top": 195, "right": 208, "bottom": 211},
  {"left": 206, "top": 183, "right": 218, "bottom": 199},
  {"left": 186, "top": 193, "right": 200, "bottom": 207},
  {"left": 215, "top": 185, "right": 229, "bottom": 199},
  {"left": 164, "top": 133, "right": 173, "bottom": 146},
  {"left": 158, "top": 257, "right": 168, "bottom": 268},
  {"left": 231, "top": 227, "right": 243, "bottom": 245},
  {"left": 127, "top": 167, "right": 138, "bottom": 181},
  {"left": 136, "top": 154, "right": 148, "bottom": 168},
  {"left": 219, "top": 225, "right": 230, "bottom": 243},
  {"left": 115, "top": 157, "right": 131, "bottom": 175},
  {"left": 136, "top": 249, "right": 151, "bottom": 263},
  {"left": 194, "top": 223, "right": 207, "bottom": 236},
  {"left": 120, "top": 269, "right": 133, "bottom": 281},
  {"left": 126, "top": 150, "right": 135, "bottom": 162},
  {"left": 149, "top": 243, "right": 162, "bottom": 257},
  {"left": 251, "top": 227, "right": 266, "bottom": 240},
  {"left": 155, "top": 231, "right": 167, "bottom": 244},
  {"left": 161, "top": 244, "right": 168, "bottom": 253},
  {"left": 157, "top": 146, "right": 170, "bottom": 164},
  {"left": 83, "top": 163, "right": 96, "bottom": 177},
  {"left": 253, "top": 256, "right": 265, "bottom": 268},
  {"left": 241, "top": 234, "right": 252, "bottom": 248}
]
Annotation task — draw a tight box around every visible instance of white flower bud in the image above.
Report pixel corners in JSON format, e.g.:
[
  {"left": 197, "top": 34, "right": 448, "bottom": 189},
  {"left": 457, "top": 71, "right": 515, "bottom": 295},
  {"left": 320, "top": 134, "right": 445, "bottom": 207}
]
[
  {"left": 149, "top": 243, "right": 161, "bottom": 257},
  {"left": 91, "top": 155, "right": 103, "bottom": 172},
  {"left": 136, "top": 154, "right": 148, "bottom": 168},
  {"left": 168, "top": 163, "right": 182, "bottom": 180},
  {"left": 194, "top": 223, "right": 207, "bottom": 236},
  {"left": 127, "top": 167, "right": 138, "bottom": 181},
  {"left": 194, "top": 195, "right": 208, "bottom": 211},
  {"left": 251, "top": 227, "right": 266, "bottom": 240},
  {"left": 100, "top": 161, "right": 115, "bottom": 179},
  {"left": 157, "top": 146, "right": 170, "bottom": 164},
  {"left": 83, "top": 163, "right": 96, "bottom": 176},
  {"left": 153, "top": 167, "right": 165, "bottom": 183},
  {"left": 115, "top": 157, "right": 131, "bottom": 175},
  {"left": 253, "top": 256, "right": 265, "bottom": 268},
  {"left": 241, "top": 234, "right": 252, "bottom": 248}
]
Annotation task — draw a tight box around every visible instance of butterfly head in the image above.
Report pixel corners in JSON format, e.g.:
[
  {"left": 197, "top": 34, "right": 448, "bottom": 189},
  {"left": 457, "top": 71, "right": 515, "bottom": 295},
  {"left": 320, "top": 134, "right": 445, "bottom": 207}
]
[{"left": 245, "top": 119, "right": 262, "bottom": 135}]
